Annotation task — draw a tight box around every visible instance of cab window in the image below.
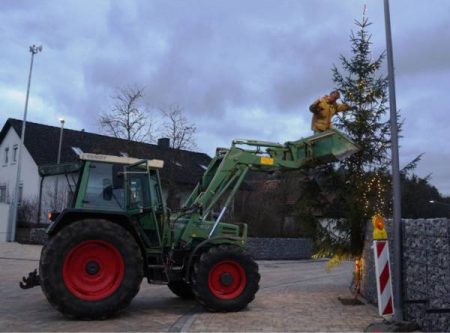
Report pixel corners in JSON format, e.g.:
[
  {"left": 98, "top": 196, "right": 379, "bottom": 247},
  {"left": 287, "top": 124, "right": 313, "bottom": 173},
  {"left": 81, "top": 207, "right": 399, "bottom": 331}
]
[
  {"left": 127, "top": 169, "right": 151, "bottom": 210},
  {"left": 82, "top": 162, "right": 124, "bottom": 211}
]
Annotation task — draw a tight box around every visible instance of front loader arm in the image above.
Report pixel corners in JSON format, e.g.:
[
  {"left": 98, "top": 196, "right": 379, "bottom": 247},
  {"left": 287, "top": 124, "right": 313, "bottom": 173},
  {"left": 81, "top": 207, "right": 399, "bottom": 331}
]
[{"left": 182, "top": 129, "right": 359, "bottom": 221}]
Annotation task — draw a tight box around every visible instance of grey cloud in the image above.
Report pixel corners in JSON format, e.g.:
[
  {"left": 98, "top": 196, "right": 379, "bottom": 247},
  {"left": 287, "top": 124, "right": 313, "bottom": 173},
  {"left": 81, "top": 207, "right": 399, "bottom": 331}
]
[
  {"left": 395, "top": 23, "right": 450, "bottom": 77},
  {"left": 1, "top": 0, "right": 450, "bottom": 197}
]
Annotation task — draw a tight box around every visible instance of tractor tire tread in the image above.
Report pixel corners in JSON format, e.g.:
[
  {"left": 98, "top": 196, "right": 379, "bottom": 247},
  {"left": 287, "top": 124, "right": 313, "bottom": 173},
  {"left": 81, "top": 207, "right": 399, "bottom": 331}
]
[
  {"left": 191, "top": 245, "right": 259, "bottom": 312},
  {"left": 39, "top": 219, "right": 143, "bottom": 319}
]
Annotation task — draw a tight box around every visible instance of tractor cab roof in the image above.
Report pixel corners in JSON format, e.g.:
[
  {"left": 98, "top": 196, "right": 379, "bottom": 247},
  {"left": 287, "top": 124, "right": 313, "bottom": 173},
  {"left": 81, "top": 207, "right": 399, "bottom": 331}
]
[{"left": 79, "top": 153, "right": 164, "bottom": 169}]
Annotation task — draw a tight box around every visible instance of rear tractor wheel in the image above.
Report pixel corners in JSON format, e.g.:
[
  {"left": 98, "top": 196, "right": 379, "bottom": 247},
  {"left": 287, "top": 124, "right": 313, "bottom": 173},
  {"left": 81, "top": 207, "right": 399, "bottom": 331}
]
[
  {"left": 39, "top": 219, "right": 143, "bottom": 319},
  {"left": 191, "top": 245, "right": 260, "bottom": 312}
]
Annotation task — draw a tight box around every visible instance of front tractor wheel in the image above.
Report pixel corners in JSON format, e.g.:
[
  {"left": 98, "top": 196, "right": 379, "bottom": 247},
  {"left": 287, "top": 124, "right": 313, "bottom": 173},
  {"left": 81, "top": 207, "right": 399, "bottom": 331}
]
[
  {"left": 191, "top": 245, "right": 260, "bottom": 312},
  {"left": 39, "top": 220, "right": 143, "bottom": 319}
]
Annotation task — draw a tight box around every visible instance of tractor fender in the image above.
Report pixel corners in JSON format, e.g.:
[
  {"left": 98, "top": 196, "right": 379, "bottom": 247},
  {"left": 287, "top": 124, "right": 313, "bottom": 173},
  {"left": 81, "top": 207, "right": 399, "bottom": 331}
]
[
  {"left": 184, "top": 236, "right": 244, "bottom": 281},
  {"left": 46, "top": 209, "right": 149, "bottom": 273},
  {"left": 48, "top": 209, "right": 132, "bottom": 236}
]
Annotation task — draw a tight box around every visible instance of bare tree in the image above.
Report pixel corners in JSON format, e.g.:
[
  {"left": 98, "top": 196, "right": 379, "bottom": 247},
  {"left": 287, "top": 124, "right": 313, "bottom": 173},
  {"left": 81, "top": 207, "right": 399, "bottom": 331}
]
[
  {"left": 43, "top": 182, "right": 68, "bottom": 213},
  {"left": 99, "top": 86, "right": 154, "bottom": 142},
  {"left": 156, "top": 105, "right": 197, "bottom": 209},
  {"left": 17, "top": 196, "right": 40, "bottom": 226},
  {"left": 160, "top": 105, "right": 197, "bottom": 150}
]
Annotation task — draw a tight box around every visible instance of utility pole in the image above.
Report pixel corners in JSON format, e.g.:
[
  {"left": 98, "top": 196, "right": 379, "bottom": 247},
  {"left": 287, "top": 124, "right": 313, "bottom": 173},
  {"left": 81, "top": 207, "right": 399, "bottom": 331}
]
[
  {"left": 383, "top": 0, "right": 403, "bottom": 320},
  {"left": 8, "top": 44, "right": 43, "bottom": 242}
]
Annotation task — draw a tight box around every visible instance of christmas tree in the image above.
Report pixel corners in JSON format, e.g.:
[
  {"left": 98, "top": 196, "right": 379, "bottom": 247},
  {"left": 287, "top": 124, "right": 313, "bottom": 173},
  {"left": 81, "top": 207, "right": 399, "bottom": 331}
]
[
  {"left": 297, "top": 10, "right": 395, "bottom": 270},
  {"left": 331, "top": 9, "right": 393, "bottom": 257}
]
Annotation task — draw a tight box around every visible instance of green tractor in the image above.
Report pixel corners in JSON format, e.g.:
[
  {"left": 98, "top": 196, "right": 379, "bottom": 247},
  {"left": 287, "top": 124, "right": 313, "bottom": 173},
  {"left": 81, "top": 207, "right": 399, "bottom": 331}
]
[{"left": 24, "top": 129, "right": 358, "bottom": 319}]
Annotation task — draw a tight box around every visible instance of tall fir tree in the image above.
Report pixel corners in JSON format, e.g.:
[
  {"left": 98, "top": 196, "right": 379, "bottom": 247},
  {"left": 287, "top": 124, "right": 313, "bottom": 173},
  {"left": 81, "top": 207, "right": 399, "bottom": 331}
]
[
  {"left": 331, "top": 10, "right": 393, "bottom": 256},
  {"left": 297, "top": 10, "right": 394, "bottom": 264}
]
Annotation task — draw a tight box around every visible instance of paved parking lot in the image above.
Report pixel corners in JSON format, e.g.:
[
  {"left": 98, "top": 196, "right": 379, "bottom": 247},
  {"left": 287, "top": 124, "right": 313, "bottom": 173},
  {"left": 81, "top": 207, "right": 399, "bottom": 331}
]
[{"left": 0, "top": 243, "right": 380, "bottom": 332}]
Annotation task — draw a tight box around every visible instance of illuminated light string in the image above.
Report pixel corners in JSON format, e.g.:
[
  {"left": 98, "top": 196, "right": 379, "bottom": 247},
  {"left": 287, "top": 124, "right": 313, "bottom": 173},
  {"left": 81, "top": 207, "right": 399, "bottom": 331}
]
[
  {"left": 342, "top": 68, "right": 389, "bottom": 217},
  {"left": 355, "top": 171, "right": 387, "bottom": 215}
]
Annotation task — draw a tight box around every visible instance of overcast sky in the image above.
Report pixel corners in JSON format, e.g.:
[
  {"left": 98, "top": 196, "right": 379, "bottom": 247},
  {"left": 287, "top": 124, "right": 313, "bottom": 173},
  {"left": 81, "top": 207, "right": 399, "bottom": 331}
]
[{"left": 1, "top": 0, "right": 449, "bottom": 195}]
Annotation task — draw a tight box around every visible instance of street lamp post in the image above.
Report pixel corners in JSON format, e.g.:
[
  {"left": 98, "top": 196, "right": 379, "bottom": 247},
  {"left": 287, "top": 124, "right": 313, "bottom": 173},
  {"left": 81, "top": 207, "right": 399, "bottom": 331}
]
[
  {"left": 57, "top": 118, "right": 65, "bottom": 165},
  {"left": 8, "top": 44, "right": 43, "bottom": 242},
  {"left": 54, "top": 118, "right": 65, "bottom": 205}
]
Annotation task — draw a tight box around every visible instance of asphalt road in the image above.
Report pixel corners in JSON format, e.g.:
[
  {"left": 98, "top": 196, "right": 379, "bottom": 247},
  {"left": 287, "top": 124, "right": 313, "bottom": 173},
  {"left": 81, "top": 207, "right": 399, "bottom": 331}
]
[{"left": 0, "top": 243, "right": 380, "bottom": 332}]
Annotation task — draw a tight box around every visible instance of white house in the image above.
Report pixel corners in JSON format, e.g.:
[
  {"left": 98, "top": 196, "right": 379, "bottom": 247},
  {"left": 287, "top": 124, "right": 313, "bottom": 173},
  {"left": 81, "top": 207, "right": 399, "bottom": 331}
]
[{"left": 0, "top": 118, "right": 211, "bottom": 241}]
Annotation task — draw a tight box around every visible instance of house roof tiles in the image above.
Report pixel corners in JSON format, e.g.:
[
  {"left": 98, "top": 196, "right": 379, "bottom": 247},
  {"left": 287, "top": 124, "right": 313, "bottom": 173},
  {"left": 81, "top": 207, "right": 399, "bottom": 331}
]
[{"left": 0, "top": 118, "right": 211, "bottom": 185}]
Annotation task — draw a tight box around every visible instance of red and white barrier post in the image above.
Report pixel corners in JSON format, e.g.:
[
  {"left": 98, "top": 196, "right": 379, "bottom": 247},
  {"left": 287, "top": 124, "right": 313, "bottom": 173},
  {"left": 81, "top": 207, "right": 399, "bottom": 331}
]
[{"left": 372, "top": 214, "right": 394, "bottom": 318}]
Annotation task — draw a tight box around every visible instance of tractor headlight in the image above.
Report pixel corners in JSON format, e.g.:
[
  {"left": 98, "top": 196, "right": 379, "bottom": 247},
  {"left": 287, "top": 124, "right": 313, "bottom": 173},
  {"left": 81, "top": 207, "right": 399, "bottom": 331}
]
[{"left": 47, "top": 211, "right": 60, "bottom": 222}]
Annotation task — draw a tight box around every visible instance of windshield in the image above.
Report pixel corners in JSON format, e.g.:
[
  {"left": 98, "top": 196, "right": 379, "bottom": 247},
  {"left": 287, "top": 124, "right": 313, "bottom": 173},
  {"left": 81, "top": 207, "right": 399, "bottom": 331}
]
[{"left": 82, "top": 162, "right": 125, "bottom": 211}]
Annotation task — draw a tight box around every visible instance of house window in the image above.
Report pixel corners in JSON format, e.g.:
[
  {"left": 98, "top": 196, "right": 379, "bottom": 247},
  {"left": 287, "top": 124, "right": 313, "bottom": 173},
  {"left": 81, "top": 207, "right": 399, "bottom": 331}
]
[
  {"left": 172, "top": 160, "right": 182, "bottom": 167},
  {"left": 12, "top": 145, "right": 18, "bottom": 163},
  {"left": 0, "top": 186, "right": 6, "bottom": 203},
  {"left": 4, "top": 147, "right": 9, "bottom": 165}
]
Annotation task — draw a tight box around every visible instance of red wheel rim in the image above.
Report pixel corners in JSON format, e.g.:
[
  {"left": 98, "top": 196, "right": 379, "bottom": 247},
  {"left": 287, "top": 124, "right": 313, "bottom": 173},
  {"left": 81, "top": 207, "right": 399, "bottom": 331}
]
[
  {"left": 208, "top": 260, "right": 246, "bottom": 299},
  {"left": 63, "top": 240, "right": 125, "bottom": 301}
]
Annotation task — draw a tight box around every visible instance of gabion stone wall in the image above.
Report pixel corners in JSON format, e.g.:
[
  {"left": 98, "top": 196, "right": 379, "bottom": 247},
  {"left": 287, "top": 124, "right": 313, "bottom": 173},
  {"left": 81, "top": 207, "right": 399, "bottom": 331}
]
[
  {"left": 245, "top": 237, "right": 312, "bottom": 260},
  {"left": 361, "top": 218, "right": 450, "bottom": 332}
]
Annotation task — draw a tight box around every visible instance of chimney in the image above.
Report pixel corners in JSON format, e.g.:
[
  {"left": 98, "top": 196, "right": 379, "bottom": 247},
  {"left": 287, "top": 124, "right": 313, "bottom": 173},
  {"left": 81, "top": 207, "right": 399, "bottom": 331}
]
[{"left": 158, "top": 137, "right": 170, "bottom": 149}]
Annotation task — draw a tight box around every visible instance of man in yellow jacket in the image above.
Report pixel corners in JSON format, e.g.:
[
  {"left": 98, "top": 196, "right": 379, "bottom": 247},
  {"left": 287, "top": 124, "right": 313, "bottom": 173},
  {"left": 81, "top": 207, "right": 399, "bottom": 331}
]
[{"left": 309, "top": 91, "right": 351, "bottom": 133}]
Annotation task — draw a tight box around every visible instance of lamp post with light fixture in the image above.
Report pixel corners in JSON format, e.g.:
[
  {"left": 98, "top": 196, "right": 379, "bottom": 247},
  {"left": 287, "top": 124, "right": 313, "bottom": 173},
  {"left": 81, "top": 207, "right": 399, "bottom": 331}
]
[
  {"left": 54, "top": 118, "right": 65, "bottom": 205},
  {"left": 57, "top": 118, "right": 65, "bottom": 165},
  {"left": 8, "top": 44, "right": 43, "bottom": 242}
]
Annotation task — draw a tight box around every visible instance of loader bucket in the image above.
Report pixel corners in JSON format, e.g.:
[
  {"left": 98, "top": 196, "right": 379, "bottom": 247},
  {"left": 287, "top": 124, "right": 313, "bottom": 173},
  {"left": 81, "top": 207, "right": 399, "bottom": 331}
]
[{"left": 305, "top": 129, "right": 360, "bottom": 164}]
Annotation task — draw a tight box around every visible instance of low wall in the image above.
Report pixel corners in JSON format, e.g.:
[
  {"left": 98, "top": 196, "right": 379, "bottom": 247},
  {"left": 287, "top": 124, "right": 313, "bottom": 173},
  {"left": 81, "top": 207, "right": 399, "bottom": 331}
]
[
  {"left": 245, "top": 237, "right": 312, "bottom": 260},
  {"left": 361, "top": 218, "right": 450, "bottom": 332},
  {"left": 16, "top": 227, "right": 48, "bottom": 244}
]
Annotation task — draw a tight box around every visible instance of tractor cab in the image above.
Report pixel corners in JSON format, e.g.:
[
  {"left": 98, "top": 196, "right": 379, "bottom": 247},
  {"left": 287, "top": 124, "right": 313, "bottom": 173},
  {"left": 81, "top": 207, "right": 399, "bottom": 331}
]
[
  {"left": 47, "top": 153, "right": 168, "bottom": 248},
  {"left": 72, "top": 153, "right": 165, "bottom": 214}
]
